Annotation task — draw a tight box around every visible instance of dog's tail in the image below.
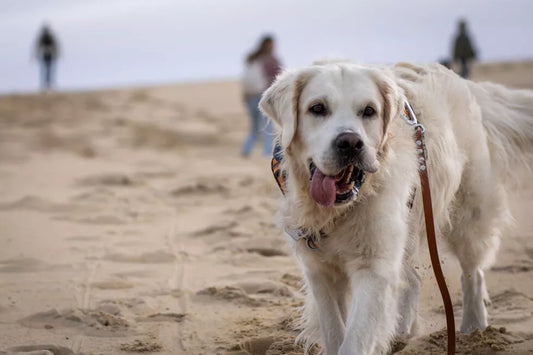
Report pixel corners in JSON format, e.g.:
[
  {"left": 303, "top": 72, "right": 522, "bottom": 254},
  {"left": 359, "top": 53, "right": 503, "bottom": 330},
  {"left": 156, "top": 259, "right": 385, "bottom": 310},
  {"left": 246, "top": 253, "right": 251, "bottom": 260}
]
[{"left": 470, "top": 81, "right": 533, "bottom": 178}]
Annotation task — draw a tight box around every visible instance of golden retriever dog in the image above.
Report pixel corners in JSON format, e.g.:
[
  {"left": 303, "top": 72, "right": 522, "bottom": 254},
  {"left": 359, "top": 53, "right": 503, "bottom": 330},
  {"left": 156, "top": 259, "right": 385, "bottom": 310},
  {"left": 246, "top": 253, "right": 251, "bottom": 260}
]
[{"left": 259, "top": 61, "right": 533, "bottom": 355}]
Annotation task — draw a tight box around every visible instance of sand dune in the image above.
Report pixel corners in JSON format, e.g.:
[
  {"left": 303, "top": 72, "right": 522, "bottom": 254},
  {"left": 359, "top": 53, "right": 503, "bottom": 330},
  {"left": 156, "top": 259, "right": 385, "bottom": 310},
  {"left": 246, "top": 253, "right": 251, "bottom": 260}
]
[{"left": 0, "top": 61, "right": 532, "bottom": 354}]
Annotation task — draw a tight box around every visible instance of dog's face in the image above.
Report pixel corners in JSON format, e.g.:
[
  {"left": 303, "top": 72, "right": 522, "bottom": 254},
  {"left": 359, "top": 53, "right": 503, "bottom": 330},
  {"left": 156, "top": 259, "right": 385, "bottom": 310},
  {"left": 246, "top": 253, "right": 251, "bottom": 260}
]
[{"left": 261, "top": 63, "right": 399, "bottom": 207}]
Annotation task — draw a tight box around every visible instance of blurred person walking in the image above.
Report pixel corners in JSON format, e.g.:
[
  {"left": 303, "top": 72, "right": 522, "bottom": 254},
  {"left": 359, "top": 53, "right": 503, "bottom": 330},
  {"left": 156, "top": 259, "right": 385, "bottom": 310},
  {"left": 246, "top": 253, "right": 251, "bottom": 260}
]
[
  {"left": 452, "top": 19, "right": 477, "bottom": 79},
  {"left": 35, "top": 24, "right": 60, "bottom": 90},
  {"left": 241, "top": 35, "right": 281, "bottom": 157}
]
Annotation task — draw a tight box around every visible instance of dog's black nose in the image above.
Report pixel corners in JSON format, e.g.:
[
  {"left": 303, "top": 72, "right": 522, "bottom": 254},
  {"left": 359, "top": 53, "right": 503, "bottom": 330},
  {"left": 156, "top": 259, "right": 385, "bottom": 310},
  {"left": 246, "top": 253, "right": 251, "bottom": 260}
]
[{"left": 334, "top": 132, "right": 364, "bottom": 154}]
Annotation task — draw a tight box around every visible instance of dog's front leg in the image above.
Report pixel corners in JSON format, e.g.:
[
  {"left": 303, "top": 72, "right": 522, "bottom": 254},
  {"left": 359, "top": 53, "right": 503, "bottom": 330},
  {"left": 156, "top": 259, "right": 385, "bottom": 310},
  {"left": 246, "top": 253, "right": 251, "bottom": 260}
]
[
  {"left": 338, "top": 269, "right": 399, "bottom": 355},
  {"left": 304, "top": 263, "right": 347, "bottom": 355}
]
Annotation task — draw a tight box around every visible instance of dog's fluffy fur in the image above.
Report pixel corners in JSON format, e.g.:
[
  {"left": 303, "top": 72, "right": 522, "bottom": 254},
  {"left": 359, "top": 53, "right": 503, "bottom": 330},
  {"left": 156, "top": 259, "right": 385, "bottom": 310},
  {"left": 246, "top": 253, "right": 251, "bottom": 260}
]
[{"left": 259, "top": 61, "right": 533, "bottom": 355}]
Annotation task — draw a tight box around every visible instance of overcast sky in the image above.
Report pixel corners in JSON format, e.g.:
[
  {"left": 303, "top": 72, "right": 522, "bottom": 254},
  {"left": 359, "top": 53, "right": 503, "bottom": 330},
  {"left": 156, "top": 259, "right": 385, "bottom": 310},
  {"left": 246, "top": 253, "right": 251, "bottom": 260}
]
[{"left": 1, "top": 0, "right": 532, "bottom": 93}]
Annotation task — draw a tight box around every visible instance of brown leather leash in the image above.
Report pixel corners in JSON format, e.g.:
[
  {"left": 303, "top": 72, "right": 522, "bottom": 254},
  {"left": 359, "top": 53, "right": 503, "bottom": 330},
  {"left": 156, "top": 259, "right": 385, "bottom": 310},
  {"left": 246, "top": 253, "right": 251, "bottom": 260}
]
[{"left": 404, "top": 103, "right": 456, "bottom": 355}]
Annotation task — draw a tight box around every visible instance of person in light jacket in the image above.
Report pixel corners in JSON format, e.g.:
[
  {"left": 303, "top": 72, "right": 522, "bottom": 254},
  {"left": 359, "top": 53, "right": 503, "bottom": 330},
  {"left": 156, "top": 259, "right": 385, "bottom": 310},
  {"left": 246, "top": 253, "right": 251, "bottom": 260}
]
[{"left": 241, "top": 35, "right": 282, "bottom": 157}]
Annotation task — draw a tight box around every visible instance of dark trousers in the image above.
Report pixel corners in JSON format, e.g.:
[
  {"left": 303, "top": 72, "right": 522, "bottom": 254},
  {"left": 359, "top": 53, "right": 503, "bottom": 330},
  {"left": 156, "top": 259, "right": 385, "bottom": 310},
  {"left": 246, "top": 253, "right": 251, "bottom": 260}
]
[
  {"left": 40, "top": 59, "right": 55, "bottom": 90},
  {"left": 459, "top": 58, "right": 470, "bottom": 79}
]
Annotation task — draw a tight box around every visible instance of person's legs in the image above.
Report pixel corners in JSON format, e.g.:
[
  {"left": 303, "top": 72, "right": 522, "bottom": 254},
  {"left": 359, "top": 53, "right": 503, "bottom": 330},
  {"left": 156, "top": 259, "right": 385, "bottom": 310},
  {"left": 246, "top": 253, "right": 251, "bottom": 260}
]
[
  {"left": 460, "top": 58, "right": 469, "bottom": 78},
  {"left": 48, "top": 60, "right": 56, "bottom": 88},
  {"left": 241, "top": 95, "right": 262, "bottom": 156},
  {"left": 41, "top": 59, "right": 52, "bottom": 90},
  {"left": 39, "top": 60, "right": 47, "bottom": 90}
]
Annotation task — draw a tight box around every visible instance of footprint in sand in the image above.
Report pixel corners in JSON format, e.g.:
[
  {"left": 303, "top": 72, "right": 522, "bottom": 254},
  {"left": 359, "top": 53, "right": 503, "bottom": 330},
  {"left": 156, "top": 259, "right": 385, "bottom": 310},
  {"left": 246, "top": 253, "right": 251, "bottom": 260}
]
[
  {"left": 0, "top": 196, "right": 88, "bottom": 214},
  {"left": 19, "top": 308, "right": 130, "bottom": 337},
  {"left": 136, "top": 313, "right": 186, "bottom": 323},
  {"left": 398, "top": 325, "right": 533, "bottom": 354},
  {"left": 196, "top": 286, "right": 265, "bottom": 307},
  {"left": 97, "top": 298, "right": 152, "bottom": 315},
  {"left": 279, "top": 273, "right": 303, "bottom": 290},
  {"left": 112, "top": 270, "right": 154, "bottom": 279},
  {"left": 489, "top": 289, "right": 533, "bottom": 324},
  {"left": 1, "top": 344, "right": 74, "bottom": 355},
  {"left": 235, "top": 281, "right": 293, "bottom": 298},
  {"left": 238, "top": 336, "right": 276, "bottom": 355},
  {"left": 135, "top": 170, "right": 176, "bottom": 179},
  {"left": 229, "top": 336, "right": 304, "bottom": 355},
  {"left": 0, "top": 258, "right": 69, "bottom": 273},
  {"left": 91, "top": 280, "right": 136, "bottom": 290},
  {"left": 119, "top": 339, "right": 163, "bottom": 353},
  {"left": 103, "top": 250, "right": 176, "bottom": 263},
  {"left": 491, "top": 253, "right": 533, "bottom": 273},
  {"left": 128, "top": 121, "right": 218, "bottom": 149},
  {"left": 246, "top": 248, "right": 287, "bottom": 257},
  {"left": 191, "top": 221, "right": 239, "bottom": 237},
  {"left": 196, "top": 281, "right": 291, "bottom": 308},
  {"left": 224, "top": 205, "right": 254, "bottom": 216},
  {"left": 66, "top": 235, "right": 102, "bottom": 242},
  {"left": 76, "top": 173, "right": 143, "bottom": 187},
  {"left": 171, "top": 180, "right": 230, "bottom": 197}
]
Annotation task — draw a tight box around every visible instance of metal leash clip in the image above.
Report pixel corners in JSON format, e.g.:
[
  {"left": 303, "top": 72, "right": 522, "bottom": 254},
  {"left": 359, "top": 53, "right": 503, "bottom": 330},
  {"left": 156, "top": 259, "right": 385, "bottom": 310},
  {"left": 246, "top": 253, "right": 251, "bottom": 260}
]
[{"left": 401, "top": 101, "right": 418, "bottom": 126}]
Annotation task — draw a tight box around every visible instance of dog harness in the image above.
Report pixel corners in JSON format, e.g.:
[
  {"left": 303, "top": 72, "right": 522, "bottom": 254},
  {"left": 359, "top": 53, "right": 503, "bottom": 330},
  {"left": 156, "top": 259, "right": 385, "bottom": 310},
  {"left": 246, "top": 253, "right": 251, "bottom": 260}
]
[
  {"left": 271, "top": 143, "right": 322, "bottom": 249},
  {"left": 270, "top": 142, "right": 326, "bottom": 250}
]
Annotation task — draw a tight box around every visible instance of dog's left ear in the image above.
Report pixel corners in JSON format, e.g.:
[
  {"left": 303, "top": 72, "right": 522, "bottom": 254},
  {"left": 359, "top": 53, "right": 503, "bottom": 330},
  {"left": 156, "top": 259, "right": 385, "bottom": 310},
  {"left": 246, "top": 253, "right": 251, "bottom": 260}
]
[
  {"left": 372, "top": 72, "right": 403, "bottom": 149},
  {"left": 260, "top": 69, "right": 314, "bottom": 149}
]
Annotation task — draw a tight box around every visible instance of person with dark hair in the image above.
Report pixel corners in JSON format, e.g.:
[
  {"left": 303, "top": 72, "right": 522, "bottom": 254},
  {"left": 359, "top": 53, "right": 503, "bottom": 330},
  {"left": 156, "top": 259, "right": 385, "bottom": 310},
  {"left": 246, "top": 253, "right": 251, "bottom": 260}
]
[
  {"left": 452, "top": 19, "right": 477, "bottom": 79},
  {"left": 35, "top": 24, "right": 59, "bottom": 90},
  {"left": 241, "top": 35, "right": 282, "bottom": 157}
]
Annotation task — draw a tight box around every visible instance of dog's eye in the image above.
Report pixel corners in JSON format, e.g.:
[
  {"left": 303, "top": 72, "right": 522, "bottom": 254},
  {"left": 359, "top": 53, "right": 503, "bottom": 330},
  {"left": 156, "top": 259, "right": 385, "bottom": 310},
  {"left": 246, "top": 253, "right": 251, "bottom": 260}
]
[
  {"left": 309, "top": 103, "right": 328, "bottom": 116},
  {"left": 363, "top": 106, "right": 375, "bottom": 118}
]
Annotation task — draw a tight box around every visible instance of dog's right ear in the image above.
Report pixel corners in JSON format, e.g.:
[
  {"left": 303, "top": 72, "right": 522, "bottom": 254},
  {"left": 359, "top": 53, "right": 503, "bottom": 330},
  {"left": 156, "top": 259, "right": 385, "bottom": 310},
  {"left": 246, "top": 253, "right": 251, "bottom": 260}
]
[{"left": 260, "top": 69, "right": 313, "bottom": 149}]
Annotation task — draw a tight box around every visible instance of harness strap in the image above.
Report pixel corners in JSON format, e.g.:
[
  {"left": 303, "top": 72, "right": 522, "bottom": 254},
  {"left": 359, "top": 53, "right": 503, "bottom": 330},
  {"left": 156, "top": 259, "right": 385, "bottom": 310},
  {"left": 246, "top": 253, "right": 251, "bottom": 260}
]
[
  {"left": 284, "top": 227, "right": 322, "bottom": 250},
  {"left": 272, "top": 144, "right": 321, "bottom": 250},
  {"left": 271, "top": 143, "right": 287, "bottom": 195}
]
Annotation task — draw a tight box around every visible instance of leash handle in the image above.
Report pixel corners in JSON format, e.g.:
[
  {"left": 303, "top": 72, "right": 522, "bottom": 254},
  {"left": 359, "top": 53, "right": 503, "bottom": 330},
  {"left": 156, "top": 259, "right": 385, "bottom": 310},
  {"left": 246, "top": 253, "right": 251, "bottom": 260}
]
[{"left": 415, "top": 126, "right": 456, "bottom": 355}]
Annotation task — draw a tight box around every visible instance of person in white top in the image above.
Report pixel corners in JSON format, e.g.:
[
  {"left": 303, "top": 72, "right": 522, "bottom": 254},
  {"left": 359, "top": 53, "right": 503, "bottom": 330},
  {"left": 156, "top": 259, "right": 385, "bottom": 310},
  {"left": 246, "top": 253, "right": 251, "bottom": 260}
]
[{"left": 241, "top": 35, "right": 282, "bottom": 157}]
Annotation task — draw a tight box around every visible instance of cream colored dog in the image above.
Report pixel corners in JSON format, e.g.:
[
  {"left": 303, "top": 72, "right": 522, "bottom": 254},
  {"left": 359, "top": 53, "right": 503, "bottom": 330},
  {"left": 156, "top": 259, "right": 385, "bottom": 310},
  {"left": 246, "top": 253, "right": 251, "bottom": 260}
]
[{"left": 259, "top": 61, "right": 533, "bottom": 355}]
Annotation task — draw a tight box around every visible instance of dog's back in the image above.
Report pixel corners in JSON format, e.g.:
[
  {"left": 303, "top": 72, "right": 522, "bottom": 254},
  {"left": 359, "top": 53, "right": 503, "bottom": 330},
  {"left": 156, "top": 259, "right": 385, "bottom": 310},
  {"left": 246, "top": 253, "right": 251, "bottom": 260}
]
[{"left": 470, "top": 81, "right": 533, "bottom": 179}]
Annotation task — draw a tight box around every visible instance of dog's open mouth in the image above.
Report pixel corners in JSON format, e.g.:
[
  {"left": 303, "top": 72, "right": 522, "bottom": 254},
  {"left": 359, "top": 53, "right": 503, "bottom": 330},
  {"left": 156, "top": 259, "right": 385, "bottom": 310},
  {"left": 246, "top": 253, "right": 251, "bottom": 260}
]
[{"left": 309, "top": 162, "right": 365, "bottom": 207}]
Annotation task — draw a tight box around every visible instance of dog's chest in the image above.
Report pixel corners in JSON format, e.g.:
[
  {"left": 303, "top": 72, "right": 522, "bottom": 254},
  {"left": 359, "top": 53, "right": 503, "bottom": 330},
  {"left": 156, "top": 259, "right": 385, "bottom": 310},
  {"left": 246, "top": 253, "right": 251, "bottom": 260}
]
[{"left": 310, "top": 224, "right": 371, "bottom": 265}]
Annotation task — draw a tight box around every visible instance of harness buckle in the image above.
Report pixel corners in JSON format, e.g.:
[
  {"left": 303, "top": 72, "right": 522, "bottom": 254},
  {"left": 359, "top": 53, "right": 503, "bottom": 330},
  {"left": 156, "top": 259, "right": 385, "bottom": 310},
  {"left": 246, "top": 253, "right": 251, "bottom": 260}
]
[{"left": 306, "top": 237, "right": 320, "bottom": 250}]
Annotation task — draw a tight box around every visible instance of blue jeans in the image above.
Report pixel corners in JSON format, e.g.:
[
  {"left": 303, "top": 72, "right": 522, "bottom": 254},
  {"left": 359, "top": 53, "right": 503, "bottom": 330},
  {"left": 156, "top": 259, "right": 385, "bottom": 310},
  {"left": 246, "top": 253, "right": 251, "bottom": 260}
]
[
  {"left": 40, "top": 59, "right": 55, "bottom": 90},
  {"left": 242, "top": 95, "right": 273, "bottom": 156}
]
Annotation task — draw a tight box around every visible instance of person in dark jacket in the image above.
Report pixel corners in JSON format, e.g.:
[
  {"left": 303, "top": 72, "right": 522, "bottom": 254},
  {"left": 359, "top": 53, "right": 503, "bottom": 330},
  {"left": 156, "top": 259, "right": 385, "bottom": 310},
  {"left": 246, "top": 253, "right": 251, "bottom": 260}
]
[
  {"left": 35, "top": 24, "right": 60, "bottom": 90},
  {"left": 452, "top": 20, "right": 477, "bottom": 79}
]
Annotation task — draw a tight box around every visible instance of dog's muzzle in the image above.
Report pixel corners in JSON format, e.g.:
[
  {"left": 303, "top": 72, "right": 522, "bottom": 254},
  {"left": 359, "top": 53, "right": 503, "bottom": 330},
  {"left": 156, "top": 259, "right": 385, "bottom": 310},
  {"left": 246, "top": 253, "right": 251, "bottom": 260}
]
[
  {"left": 334, "top": 132, "right": 365, "bottom": 166},
  {"left": 309, "top": 161, "right": 365, "bottom": 207}
]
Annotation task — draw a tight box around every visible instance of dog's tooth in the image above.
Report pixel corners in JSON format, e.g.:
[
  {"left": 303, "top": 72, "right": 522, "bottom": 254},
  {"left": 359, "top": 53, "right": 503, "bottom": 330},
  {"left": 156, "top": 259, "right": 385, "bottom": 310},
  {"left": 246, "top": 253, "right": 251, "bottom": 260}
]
[{"left": 345, "top": 165, "right": 354, "bottom": 183}]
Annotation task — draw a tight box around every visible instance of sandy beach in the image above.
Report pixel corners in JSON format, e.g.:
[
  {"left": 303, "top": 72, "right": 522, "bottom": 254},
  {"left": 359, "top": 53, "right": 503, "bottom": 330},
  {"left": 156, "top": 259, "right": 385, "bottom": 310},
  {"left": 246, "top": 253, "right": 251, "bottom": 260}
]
[{"left": 1, "top": 61, "right": 532, "bottom": 354}]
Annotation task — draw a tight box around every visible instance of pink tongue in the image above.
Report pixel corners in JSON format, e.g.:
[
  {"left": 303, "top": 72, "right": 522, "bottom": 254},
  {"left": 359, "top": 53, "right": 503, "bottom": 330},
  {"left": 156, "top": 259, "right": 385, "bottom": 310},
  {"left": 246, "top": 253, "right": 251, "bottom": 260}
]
[{"left": 310, "top": 169, "right": 337, "bottom": 207}]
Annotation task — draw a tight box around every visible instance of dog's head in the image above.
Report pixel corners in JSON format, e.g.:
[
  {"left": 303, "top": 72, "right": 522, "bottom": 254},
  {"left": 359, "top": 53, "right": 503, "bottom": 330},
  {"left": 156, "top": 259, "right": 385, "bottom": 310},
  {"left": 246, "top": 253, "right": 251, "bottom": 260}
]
[{"left": 260, "top": 62, "right": 402, "bottom": 208}]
